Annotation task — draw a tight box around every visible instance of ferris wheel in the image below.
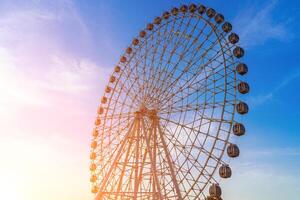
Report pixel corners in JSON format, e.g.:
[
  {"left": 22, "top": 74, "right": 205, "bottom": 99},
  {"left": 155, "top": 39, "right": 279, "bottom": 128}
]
[{"left": 89, "top": 3, "right": 250, "bottom": 200}]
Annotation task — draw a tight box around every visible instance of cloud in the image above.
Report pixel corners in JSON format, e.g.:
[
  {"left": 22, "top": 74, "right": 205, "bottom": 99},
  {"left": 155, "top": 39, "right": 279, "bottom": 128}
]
[
  {"left": 244, "top": 146, "right": 300, "bottom": 158},
  {"left": 0, "top": 0, "right": 113, "bottom": 145},
  {"left": 233, "top": 0, "right": 292, "bottom": 47},
  {"left": 223, "top": 162, "right": 300, "bottom": 200},
  {"left": 220, "top": 145, "right": 300, "bottom": 200},
  {"left": 0, "top": 2, "right": 104, "bottom": 199},
  {"left": 0, "top": 0, "right": 111, "bottom": 108},
  {"left": 41, "top": 55, "right": 107, "bottom": 94},
  {"left": 248, "top": 70, "right": 300, "bottom": 106}
]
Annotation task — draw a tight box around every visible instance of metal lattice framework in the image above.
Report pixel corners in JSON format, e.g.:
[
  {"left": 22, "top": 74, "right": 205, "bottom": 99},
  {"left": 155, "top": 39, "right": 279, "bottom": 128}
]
[{"left": 89, "top": 3, "right": 250, "bottom": 200}]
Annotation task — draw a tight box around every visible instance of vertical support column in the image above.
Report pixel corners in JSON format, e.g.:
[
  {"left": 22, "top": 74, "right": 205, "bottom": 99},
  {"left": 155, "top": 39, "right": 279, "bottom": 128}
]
[
  {"left": 133, "top": 113, "right": 140, "bottom": 200},
  {"left": 153, "top": 120, "right": 158, "bottom": 199},
  {"left": 142, "top": 118, "right": 163, "bottom": 200}
]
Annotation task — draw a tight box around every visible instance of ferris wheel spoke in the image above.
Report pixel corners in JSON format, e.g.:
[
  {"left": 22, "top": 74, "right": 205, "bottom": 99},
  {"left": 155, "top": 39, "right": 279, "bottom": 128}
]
[
  {"left": 100, "top": 120, "right": 130, "bottom": 139},
  {"left": 192, "top": 26, "right": 235, "bottom": 62},
  {"left": 142, "top": 22, "right": 169, "bottom": 99},
  {"left": 96, "top": 118, "right": 139, "bottom": 199},
  {"left": 106, "top": 79, "right": 141, "bottom": 124},
  {"left": 164, "top": 18, "right": 215, "bottom": 77},
  {"left": 99, "top": 113, "right": 131, "bottom": 141},
  {"left": 133, "top": 47, "right": 154, "bottom": 100},
  {"left": 159, "top": 63, "right": 233, "bottom": 106},
  {"left": 165, "top": 28, "right": 234, "bottom": 97},
  {"left": 98, "top": 112, "right": 135, "bottom": 120},
  {"left": 172, "top": 77, "right": 236, "bottom": 108},
  {"left": 147, "top": 16, "right": 198, "bottom": 98},
  {"left": 106, "top": 111, "right": 134, "bottom": 133},
  {"left": 97, "top": 121, "right": 133, "bottom": 160},
  {"left": 142, "top": 20, "right": 174, "bottom": 99},
  {"left": 130, "top": 54, "right": 148, "bottom": 102},
  {"left": 140, "top": 43, "right": 157, "bottom": 102},
  {"left": 181, "top": 20, "right": 232, "bottom": 57},
  {"left": 119, "top": 69, "right": 145, "bottom": 105},
  {"left": 171, "top": 17, "right": 211, "bottom": 61},
  {"left": 159, "top": 117, "right": 229, "bottom": 144},
  {"left": 98, "top": 115, "right": 133, "bottom": 153},
  {"left": 109, "top": 95, "right": 138, "bottom": 109},
  {"left": 186, "top": 160, "right": 220, "bottom": 199},
  {"left": 105, "top": 100, "right": 133, "bottom": 114},
  {"left": 155, "top": 28, "right": 220, "bottom": 103},
  {"left": 161, "top": 124, "right": 220, "bottom": 197},
  {"left": 184, "top": 53, "right": 231, "bottom": 89},
  {"left": 143, "top": 15, "right": 188, "bottom": 98},
  {"left": 159, "top": 100, "right": 234, "bottom": 115},
  {"left": 114, "top": 83, "right": 138, "bottom": 106},
  {"left": 192, "top": 144, "right": 225, "bottom": 166},
  {"left": 148, "top": 15, "right": 202, "bottom": 98},
  {"left": 138, "top": 29, "right": 228, "bottom": 104},
  {"left": 131, "top": 39, "right": 169, "bottom": 104},
  {"left": 115, "top": 126, "right": 136, "bottom": 195},
  {"left": 168, "top": 54, "right": 230, "bottom": 93},
  {"left": 140, "top": 39, "right": 149, "bottom": 101},
  {"left": 189, "top": 162, "right": 221, "bottom": 199},
  {"left": 99, "top": 120, "right": 132, "bottom": 144},
  {"left": 163, "top": 122, "right": 223, "bottom": 171},
  {"left": 195, "top": 116, "right": 232, "bottom": 127},
  {"left": 158, "top": 42, "right": 226, "bottom": 105}
]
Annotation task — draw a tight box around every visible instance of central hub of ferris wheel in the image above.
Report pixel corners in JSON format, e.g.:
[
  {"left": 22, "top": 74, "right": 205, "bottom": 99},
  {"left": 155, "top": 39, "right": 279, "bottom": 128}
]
[
  {"left": 137, "top": 104, "right": 158, "bottom": 120},
  {"left": 89, "top": 3, "right": 250, "bottom": 200}
]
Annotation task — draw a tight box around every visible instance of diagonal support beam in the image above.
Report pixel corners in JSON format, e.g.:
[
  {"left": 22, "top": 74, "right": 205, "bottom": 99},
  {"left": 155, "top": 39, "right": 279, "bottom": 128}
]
[
  {"left": 115, "top": 127, "right": 136, "bottom": 196},
  {"left": 95, "top": 120, "right": 136, "bottom": 200},
  {"left": 156, "top": 119, "right": 183, "bottom": 200}
]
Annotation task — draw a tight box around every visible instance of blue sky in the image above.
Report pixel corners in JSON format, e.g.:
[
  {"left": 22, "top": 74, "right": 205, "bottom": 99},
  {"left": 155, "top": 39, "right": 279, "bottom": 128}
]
[
  {"left": 0, "top": 0, "right": 299, "bottom": 200},
  {"left": 77, "top": 0, "right": 300, "bottom": 191}
]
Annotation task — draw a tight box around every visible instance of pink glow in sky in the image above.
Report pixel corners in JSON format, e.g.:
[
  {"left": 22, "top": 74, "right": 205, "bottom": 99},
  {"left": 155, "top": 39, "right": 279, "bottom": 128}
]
[
  {"left": 1, "top": 1, "right": 300, "bottom": 200},
  {"left": 0, "top": 1, "right": 109, "bottom": 199}
]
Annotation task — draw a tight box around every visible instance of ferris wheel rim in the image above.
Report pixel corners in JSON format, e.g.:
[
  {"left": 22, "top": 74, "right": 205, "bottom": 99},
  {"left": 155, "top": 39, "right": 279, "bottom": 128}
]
[{"left": 89, "top": 3, "right": 249, "bottom": 199}]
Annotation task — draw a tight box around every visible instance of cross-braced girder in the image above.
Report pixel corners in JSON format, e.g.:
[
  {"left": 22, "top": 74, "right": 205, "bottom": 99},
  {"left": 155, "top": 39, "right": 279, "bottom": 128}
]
[{"left": 95, "top": 108, "right": 183, "bottom": 200}]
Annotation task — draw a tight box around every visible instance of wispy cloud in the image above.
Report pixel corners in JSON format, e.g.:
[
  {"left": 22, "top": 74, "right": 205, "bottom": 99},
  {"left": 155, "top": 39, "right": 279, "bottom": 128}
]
[
  {"left": 223, "top": 162, "right": 300, "bottom": 200},
  {"left": 222, "top": 145, "right": 300, "bottom": 200},
  {"left": 0, "top": 2, "right": 105, "bottom": 199},
  {"left": 248, "top": 70, "right": 300, "bottom": 106},
  {"left": 233, "top": 0, "right": 292, "bottom": 47},
  {"left": 244, "top": 146, "right": 300, "bottom": 158},
  {"left": 0, "top": 0, "right": 110, "bottom": 108}
]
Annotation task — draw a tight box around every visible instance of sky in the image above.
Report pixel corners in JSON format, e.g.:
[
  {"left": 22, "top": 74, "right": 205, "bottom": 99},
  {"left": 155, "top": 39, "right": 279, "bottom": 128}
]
[{"left": 0, "top": 0, "right": 299, "bottom": 200}]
